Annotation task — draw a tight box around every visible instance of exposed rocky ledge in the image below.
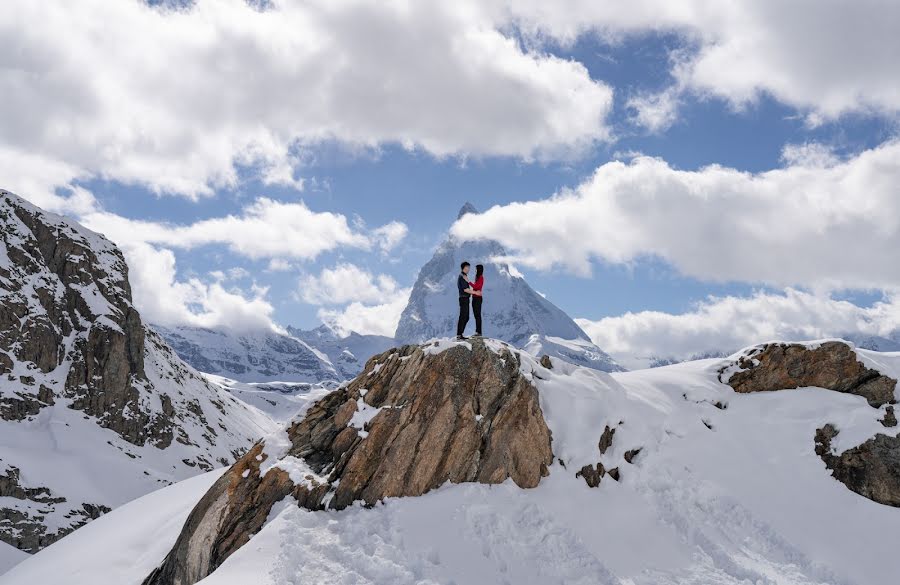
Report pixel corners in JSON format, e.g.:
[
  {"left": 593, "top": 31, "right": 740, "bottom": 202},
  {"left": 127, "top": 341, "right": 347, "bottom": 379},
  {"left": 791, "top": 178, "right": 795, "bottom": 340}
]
[
  {"left": 144, "top": 338, "right": 553, "bottom": 585},
  {"left": 815, "top": 424, "right": 900, "bottom": 507},
  {"left": 720, "top": 341, "right": 897, "bottom": 407}
]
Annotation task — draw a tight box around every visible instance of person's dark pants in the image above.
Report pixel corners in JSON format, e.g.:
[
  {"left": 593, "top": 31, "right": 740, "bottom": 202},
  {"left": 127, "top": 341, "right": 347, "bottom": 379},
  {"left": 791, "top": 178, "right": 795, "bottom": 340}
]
[
  {"left": 472, "top": 296, "right": 483, "bottom": 335},
  {"left": 457, "top": 296, "right": 470, "bottom": 337}
]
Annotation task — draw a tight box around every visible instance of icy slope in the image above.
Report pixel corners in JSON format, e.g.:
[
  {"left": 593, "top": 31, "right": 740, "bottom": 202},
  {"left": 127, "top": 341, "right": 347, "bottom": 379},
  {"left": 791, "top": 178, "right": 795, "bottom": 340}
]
[
  {"left": 0, "top": 190, "right": 276, "bottom": 554},
  {"left": 395, "top": 204, "right": 621, "bottom": 372},
  {"left": 154, "top": 324, "right": 339, "bottom": 383},
  {"left": 14, "top": 339, "right": 900, "bottom": 585}
]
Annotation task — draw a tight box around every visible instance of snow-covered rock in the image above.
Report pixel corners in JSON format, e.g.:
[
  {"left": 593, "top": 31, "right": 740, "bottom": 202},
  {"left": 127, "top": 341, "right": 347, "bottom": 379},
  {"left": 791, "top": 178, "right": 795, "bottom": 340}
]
[
  {"left": 0, "top": 190, "right": 276, "bottom": 556},
  {"left": 287, "top": 324, "right": 395, "bottom": 380},
  {"left": 13, "top": 338, "right": 900, "bottom": 585},
  {"left": 153, "top": 324, "right": 339, "bottom": 383},
  {"left": 395, "top": 203, "right": 622, "bottom": 372}
]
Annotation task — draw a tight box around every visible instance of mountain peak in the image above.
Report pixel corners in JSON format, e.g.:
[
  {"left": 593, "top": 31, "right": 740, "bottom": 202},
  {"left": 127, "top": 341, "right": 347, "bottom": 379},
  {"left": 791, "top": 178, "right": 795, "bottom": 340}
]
[
  {"left": 457, "top": 202, "right": 479, "bottom": 219},
  {"left": 395, "top": 204, "right": 622, "bottom": 371}
]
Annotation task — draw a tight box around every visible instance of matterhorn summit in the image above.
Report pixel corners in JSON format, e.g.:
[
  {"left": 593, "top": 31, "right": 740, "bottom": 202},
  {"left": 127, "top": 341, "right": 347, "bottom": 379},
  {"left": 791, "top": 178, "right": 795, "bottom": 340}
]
[{"left": 395, "top": 203, "right": 622, "bottom": 371}]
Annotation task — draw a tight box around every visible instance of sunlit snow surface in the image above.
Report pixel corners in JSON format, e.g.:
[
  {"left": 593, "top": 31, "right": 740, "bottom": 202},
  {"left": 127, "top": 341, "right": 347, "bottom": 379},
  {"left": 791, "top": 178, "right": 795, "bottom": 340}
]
[{"left": 7, "top": 341, "right": 900, "bottom": 585}]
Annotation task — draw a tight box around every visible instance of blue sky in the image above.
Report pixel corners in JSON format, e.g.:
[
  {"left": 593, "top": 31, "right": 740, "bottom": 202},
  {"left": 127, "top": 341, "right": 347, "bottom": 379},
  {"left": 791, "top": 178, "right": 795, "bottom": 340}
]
[{"left": 4, "top": 0, "right": 900, "bottom": 365}]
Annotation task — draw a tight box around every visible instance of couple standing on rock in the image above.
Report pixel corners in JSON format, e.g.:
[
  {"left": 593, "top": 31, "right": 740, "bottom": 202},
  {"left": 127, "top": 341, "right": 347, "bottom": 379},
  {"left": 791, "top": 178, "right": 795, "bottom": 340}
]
[{"left": 456, "top": 261, "right": 484, "bottom": 340}]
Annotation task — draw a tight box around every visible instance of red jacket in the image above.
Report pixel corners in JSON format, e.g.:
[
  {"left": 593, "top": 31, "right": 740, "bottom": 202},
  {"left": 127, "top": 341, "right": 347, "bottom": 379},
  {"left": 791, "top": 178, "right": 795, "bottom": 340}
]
[{"left": 470, "top": 275, "right": 484, "bottom": 294}]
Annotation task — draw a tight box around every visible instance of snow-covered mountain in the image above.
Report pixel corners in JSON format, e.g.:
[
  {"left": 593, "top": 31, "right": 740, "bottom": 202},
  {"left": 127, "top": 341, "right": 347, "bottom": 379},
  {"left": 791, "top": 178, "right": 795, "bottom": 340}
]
[
  {"left": 153, "top": 324, "right": 340, "bottom": 383},
  {"left": 154, "top": 324, "right": 394, "bottom": 384},
  {"left": 12, "top": 338, "right": 900, "bottom": 585},
  {"left": 395, "top": 203, "right": 622, "bottom": 371},
  {"left": 0, "top": 190, "right": 276, "bottom": 557},
  {"left": 287, "top": 324, "right": 395, "bottom": 380}
]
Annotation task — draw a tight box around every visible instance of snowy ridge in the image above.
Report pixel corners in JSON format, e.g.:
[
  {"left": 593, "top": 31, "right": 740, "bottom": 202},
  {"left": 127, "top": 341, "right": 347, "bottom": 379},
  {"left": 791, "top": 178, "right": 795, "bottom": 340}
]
[
  {"left": 395, "top": 204, "right": 622, "bottom": 372},
  {"left": 11, "top": 338, "right": 900, "bottom": 584},
  {"left": 0, "top": 189, "right": 277, "bottom": 558},
  {"left": 153, "top": 324, "right": 340, "bottom": 383}
]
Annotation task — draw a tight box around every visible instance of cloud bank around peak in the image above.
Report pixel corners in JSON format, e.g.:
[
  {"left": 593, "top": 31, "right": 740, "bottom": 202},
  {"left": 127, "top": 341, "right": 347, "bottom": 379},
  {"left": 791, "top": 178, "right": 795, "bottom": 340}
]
[{"left": 452, "top": 140, "right": 900, "bottom": 291}]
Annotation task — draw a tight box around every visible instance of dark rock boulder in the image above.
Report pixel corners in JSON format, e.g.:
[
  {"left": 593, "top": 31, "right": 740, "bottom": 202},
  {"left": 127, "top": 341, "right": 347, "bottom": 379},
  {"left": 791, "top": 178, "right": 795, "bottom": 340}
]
[
  {"left": 720, "top": 341, "right": 897, "bottom": 407},
  {"left": 815, "top": 424, "right": 900, "bottom": 507},
  {"left": 144, "top": 338, "right": 554, "bottom": 585}
]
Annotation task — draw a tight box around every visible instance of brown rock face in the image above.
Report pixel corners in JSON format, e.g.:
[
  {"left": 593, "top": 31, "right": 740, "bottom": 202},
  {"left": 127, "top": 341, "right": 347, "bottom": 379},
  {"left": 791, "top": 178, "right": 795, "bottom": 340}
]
[
  {"left": 144, "top": 339, "right": 554, "bottom": 585},
  {"left": 721, "top": 341, "right": 897, "bottom": 407},
  {"left": 815, "top": 424, "right": 900, "bottom": 507}
]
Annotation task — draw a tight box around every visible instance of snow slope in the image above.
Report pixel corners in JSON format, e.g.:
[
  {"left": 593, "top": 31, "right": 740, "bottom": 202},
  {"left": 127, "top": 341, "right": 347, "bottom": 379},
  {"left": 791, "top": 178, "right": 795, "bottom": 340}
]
[
  {"left": 154, "top": 324, "right": 340, "bottom": 383},
  {"left": 0, "top": 543, "right": 26, "bottom": 576},
  {"left": 395, "top": 203, "right": 622, "bottom": 372},
  {"left": 203, "top": 373, "right": 335, "bottom": 422},
  {"left": 0, "top": 470, "right": 227, "bottom": 584},
  {"left": 13, "top": 340, "right": 900, "bottom": 585}
]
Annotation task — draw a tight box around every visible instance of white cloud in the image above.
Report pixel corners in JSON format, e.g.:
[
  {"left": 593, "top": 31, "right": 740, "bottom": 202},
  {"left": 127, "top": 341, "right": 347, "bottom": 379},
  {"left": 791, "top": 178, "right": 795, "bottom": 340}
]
[
  {"left": 317, "top": 289, "right": 412, "bottom": 337},
  {"left": 122, "top": 242, "right": 277, "bottom": 332},
  {"left": 266, "top": 258, "right": 293, "bottom": 272},
  {"left": 299, "top": 263, "right": 401, "bottom": 305},
  {"left": 453, "top": 140, "right": 900, "bottom": 290},
  {"left": 506, "top": 0, "right": 900, "bottom": 122},
  {"left": 576, "top": 288, "right": 900, "bottom": 370},
  {"left": 1, "top": 0, "right": 614, "bottom": 199},
  {"left": 626, "top": 87, "right": 681, "bottom": 133},
  {"left": 372, "top": 221, "right": 409, "bottom": 253},
  {"left": 82, "top": 197, "right": 373, "bottom": 260}
]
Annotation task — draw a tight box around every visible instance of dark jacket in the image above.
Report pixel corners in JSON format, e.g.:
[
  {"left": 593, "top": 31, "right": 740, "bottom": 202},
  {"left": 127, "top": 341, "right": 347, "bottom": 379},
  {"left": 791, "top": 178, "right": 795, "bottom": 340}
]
[{"left": 457, "top": 274, "right": 470, "bottom": 299}]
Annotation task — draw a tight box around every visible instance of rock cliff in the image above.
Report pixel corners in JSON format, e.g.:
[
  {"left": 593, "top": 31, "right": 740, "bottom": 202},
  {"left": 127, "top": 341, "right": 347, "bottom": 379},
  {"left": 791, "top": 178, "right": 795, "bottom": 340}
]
[
  {"left": 144, "top": 338, "right": 553, "bottom": 585},
  {"left": 0, "top": 190, "right": 273, "bottom": 553}
]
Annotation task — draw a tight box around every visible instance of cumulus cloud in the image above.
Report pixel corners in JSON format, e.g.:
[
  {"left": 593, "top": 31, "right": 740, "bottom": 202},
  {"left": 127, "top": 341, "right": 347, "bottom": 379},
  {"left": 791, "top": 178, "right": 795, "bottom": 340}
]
[
  {"left": 506, "top": 0, "right": 900, "bottom": 122},
  {"left": 299, "top": 263, "right": 402, "bottom": 305},
  {"left": 576, "top": 288, "right": 900, "bottom": 370},
  {"left": 75, "top": 197, "right": 409, "bottom": 333},
  {"left": 81, "top": 197, "right": 406, "bottom": 261},
  {"left": 372, "top": 221, "right": 409, "bottom": 253},
  {"left": 453, "top": 140, "right": 900, "bottom": 290},
  {"left": 318, "top": 289, "right": 412, "bottom": 337},
  {"left": 123, "top": 242, "right": 278, "bottom": 332},
  {"left": 1, "top": 0, "right": 613, "bottom": 199},
  {"left": 626, "top": 87, "right": 681, "bottom": 133}
]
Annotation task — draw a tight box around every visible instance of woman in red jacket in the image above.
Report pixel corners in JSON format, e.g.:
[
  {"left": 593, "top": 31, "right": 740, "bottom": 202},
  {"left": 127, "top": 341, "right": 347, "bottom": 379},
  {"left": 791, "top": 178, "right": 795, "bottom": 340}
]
[{"left": 470, "top": 264, "right": 484, "bottom": 337}]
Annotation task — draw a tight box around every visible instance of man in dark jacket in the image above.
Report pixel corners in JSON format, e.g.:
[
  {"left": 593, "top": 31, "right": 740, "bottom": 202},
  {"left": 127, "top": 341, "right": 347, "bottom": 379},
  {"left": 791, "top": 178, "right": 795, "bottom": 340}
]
[{"left": 456, "top": 261, "right": 474, "bottom": 340}]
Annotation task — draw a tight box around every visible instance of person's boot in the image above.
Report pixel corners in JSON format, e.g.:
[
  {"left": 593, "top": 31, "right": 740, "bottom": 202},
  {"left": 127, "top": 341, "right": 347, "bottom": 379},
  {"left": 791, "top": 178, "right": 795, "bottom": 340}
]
[{"left": 456, "top": 335, "right": 467, "bottom": 341}]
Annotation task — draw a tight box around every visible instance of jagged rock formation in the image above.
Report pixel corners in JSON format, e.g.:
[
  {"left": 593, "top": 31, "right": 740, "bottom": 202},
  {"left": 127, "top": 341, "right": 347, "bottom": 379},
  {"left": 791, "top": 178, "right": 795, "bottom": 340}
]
[
  {"left": 720, "top": 341, "right": 897, "bottom": 407},
  {"left": 0, "top": 190, "right": 274, "bottom": 553},
  {"left": 144, "top": 338, "right": 553, "bottom": 585},
  {"left": 815, "top": 424, "right": 900, "bottom": 507},
  {"left": 395, "top": 204, "right": 622, "bottom": 372}
]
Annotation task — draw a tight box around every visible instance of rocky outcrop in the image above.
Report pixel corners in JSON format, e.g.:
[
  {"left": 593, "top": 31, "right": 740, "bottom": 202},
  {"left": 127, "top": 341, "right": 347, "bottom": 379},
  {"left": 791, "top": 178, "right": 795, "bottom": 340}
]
[
  {"left": 0, "top": 190, "right": 271, "bottom": 553},
  {"left": 815, "top": 424, "right": 900, "bottom": 507},
  {"left": 0, "top": 464, "right": 110, "bottom": 552},
  {"left": 1, "top": 190, "right": 148, "bottom": 432},
  {"left": 144, "top": 338, "right": 554, "bottom": 585},
  {"left": 721, "top": 341, "right": 897, "bottom": 407}
]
